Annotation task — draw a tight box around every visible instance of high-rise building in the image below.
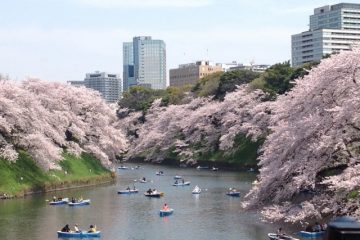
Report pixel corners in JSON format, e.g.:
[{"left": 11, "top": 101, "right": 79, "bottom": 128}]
[
  {"left": 169, "top": 60, "right": 223, "bottom": 87},
  {"left": 292, "top": 3, "right": 360, "bottom": 66},
  {"left": 84, "top": 71, "right": 122, "bottom": 103},
  {"left": 123, "top": 36, "right": 167, "bottom": 90},
  {"left": 123, "top": 42, "right": 135, "bottom": 91}
]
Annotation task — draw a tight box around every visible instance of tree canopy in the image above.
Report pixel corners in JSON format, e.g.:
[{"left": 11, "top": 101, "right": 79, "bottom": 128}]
[
  {"left": 0, "top": 79, "right": 128, "bottom": 170},
  {"left": 245, "top": 47, "right": 360, "bottom": 223}
]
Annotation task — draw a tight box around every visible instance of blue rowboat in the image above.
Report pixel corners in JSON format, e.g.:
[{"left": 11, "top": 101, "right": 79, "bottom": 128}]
[
  {"left": 174, "top": 176, "right": 182, "bottom": 180},
  {"left": 117, "top": 189, "right": 138, "bottom": 194},
  {"left": 298, "top": 231, "right": 325, "bottom": 238},
  {"left": 268, "top": 233, "right": 299, "bottom": 240},
  {"left": 173, "top": 181, "right": 191, "bottom": 186},
  {"left": 226, "top": 191, "right": 240, "bottom": 197},
  {"left": 57, "top": 231, "right": 101, "bottom": 238},
  {"left": 118, "top": 166, "right": 128, "bottom": 170},
  {"left": 49, "top": 198, "right": 69, "bottom": 205},
  {"left": 159, "top": 208, "right": 174, "bottom": 217},
  {"left": 68, "top": 199, "right": 91, "bottom": 206}
]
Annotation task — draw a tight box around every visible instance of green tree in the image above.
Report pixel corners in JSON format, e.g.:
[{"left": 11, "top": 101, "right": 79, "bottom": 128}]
[
  {"left": 192, "top": 72, "right": 223, "bottom": 97},
  {"left": 290, "top": 61, "right": 320, "bottom": 80},
  {"left": 214, "top": 70, "right": 260, "bottom": 100},
  {"left": 161, "top": 85, "right": 192, "bottom": 106},
  {"left": 119, "top": 85, "right": 192, "bottom": 112},
  {"left": 250, "top": 61, "right": 320, "bottom": 98},
  {"left": 119, "top": 86, "right": 166, "bottom": 111}
]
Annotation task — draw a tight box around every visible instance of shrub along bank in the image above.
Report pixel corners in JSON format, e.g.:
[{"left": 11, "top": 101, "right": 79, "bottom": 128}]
[{"left": 0, "top": 151, "right": 114, "bottom": 197}]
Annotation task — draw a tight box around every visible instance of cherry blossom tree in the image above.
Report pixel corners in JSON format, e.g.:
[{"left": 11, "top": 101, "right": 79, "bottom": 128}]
[
  {"left": 245, "top": 47, "right": 360, "bottom": 222},
  {"left": 0, "top": 79, "right": 128, "bottom": 170},
  {"left": 125, "top": 85, "right": 270, "bottom": 164}
]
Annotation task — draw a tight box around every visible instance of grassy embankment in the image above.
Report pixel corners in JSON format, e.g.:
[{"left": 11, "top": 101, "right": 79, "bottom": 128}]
[{"left": 0, "top": 150, "right": 114, "bottom": 197}]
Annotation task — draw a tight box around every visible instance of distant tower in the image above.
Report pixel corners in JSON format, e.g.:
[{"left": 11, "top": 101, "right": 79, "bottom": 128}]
[
  {"left": 123, "top": 36, "right": 167, "bottom": 90},
  {"left": 123, "top": 42, "right": 135, "bottom": 91}
]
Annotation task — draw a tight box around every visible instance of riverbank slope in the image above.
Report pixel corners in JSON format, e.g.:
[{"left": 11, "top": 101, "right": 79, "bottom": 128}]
[{"left": 0, "top": 151, "right": 115, "bottom": 198}]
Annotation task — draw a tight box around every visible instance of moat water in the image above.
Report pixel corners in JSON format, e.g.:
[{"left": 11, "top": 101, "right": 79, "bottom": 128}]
[{"left": 0, "top": 164, "right": 298, "bottom": 240}]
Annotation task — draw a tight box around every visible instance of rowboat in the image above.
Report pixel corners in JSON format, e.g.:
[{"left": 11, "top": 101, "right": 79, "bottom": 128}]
[
  {"left": 173, "top": 181, "right": 191, "bottom": 186},
  {"left": 118, "top": 166, "right": 128, "bottom": 170},
  {"left": 68, "top": 199, "right": 91, "bottom": 206},
  {"left": 268, "top": 233, "right": 299, "bottom": 240},
  {"left": 156, "top": 171, "right": 164, "bottom": 176},
  {"left": 298, "top": 231, "right": 325, "bottom": 238},
  {"left": 174, "top": 176, "right": 182, "bottom": 180},
  {"left": 192, "top": 185, "right": 201, "bottom": 194},
  {"left": 49, "top": 198, "right": 69, "bottom": 205},
  {"left": 196, "top": 166, "right": 209, "bottom": 170},
  {"left": 159, "top": 208, "right": 174, "bottom": 217},
  {"left": 144, "top": 192, "right": 164, "bottom": 198},
  {"left": 139, "top": 179, "right": 147, "bottom": 183},
  {"left": 57, "top": 231, "right": 101, "bottom": 238},
  {"left": 226, "top": 191, "right": 240, "bottom": 197},
  {"left": 117, "top": 189, "right": 139, "bottom": 194}
]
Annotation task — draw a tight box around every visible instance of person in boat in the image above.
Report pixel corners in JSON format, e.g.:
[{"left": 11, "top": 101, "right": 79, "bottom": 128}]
[
  {"left": 73, "top": 224, "right": 80, "bottom": 233},
  {"left": 276, "top": 227, "right": 286, "bottom": 238},
  {"left": 71, "top": 197, "right": 76, "bottom": 203},
  {"left": 61, "top": 224, "right": 70, "bottom": 232},
  {"left": 147, "top": 188, "right": 152, "bottom": 194},
  {"left": 88, "top": 224, "right": 96, "bottom": 233},
  {"left": 58, "top": 197, "right": 62, "bottom": 201},
  {"left": 53, "top": 196, "right": 57, "bottom": 202},
  {"left": 305, "top": 223, "right": 313, "bottom": 232},
  {"left": 133, "top": 185, "right": 136, "bottom": 190},
  {"left": 142, "top": 177, "right": 146, "bottom": 181},
  {"left": 313, "top": 222, "right": 321, "bottom": 232},
  {"left": 321, "top": 223, "right": 327, "bottom": 231},
  {"left": 174, "top": 180, "right": 178, "bottom": 184},
  {"left": 126, "top": 186, "right": 130, "bottom": 190},
  {"left": 78, "top": 196, "right": 83, "bottom": 202},
  {"left": 182, "top": 179, "right": 185, "bottom": 184},
  {"left": 162, "top": 203, "right": 169, "bottom": 211}
]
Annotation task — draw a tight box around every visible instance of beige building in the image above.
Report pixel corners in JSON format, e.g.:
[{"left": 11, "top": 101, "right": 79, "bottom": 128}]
[{"left": 170, "top": 60, "right": 223, "bottom": 87}]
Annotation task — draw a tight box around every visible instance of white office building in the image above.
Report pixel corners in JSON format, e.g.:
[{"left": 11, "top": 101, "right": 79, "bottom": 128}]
[
  {"left": 292, "top": 3, "right": 360, "bottom": 66},
  {"left": 216, "top": 61, "right": 240, "bottom": 72},
  {"left": 84, "top": 71, "right": 122, "bottom": 103},
  {"left": 123, "top": 36, "right": 167, "bottom": 90}
]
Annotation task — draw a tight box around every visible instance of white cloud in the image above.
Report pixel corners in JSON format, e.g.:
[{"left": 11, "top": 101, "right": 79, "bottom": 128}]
[{"left": 75, "top": 0, "right": 214, "bottom": 8}]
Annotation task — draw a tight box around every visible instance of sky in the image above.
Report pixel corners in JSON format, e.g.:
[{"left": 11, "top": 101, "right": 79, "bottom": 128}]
[{"left": 1, "top": 0, "right": 359, "bottom": 82}]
